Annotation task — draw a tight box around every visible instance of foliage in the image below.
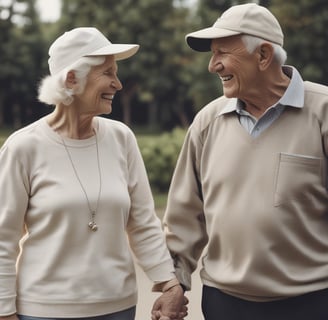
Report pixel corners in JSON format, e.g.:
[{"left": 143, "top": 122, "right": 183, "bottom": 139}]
[
  {"left": 0, "top": 0, "right": 49, "bottom": 128},
  {"left": 137, "top": 128, "right": 186, "bottom": 193},
  {"left": 0, "top": 0, "right": 328, "bottom": 131},
  {"left": 153, "top": 193, "right": 168, "bottom": 212},
  {"left": 0, "top": 135, "right": 7, "bottom": 147},
  {"left": 270, "top": 0, "right": 328, "bottom": 84},
  {"left": 0, "top": 127, "right": 14, "bottom": 146}
]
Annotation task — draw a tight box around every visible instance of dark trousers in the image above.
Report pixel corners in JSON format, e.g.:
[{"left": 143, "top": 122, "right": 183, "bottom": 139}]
[
  {"left": 17, "top": 306, "right": 136, "bottom": 320},
  {"left": 202, "top": 285, "right": 328, "bottom": 320}
]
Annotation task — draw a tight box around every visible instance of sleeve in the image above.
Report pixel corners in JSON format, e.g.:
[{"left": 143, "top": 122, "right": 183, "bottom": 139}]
[
  {"left": 0, "top": 143, "right": 29, "bottom": 316},
  {"left": 125, "top": 131, "right": 175, "bottom": 283},
  {"left": 163, "top": 126, "right": 208, "bottom": 290}
]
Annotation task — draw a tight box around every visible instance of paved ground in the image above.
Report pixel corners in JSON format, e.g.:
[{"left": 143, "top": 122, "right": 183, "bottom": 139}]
[{"left": 135, "top": 262, "right": 204, "bottom": 320}]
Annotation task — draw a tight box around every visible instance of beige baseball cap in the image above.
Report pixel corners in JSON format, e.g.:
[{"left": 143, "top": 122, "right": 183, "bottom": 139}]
[
  {"left": 186, "top": 3, "right": 283, "bottom": 52},
  {"left": 48, "top": 27, "right": 139, "bottom": 75}
]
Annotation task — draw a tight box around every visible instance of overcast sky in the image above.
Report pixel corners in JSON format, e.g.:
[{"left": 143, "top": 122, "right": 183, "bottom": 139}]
[
  {"left": 35, "top": 0, "right": 198, "bottom": 22},
  {"left": 0, "top": 0, "right": 197, "bottom": 23},
  {"left": 36, "top": 0, "right": 61, "bottom": 22}
]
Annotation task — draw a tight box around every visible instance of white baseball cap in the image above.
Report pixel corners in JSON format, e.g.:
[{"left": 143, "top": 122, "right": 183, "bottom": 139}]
[
  {"left": 186, "top": 3, "right": 284, "bottom": 52},
  {"left": 48, "top": 27, "right": 139, "bottom": 75}
]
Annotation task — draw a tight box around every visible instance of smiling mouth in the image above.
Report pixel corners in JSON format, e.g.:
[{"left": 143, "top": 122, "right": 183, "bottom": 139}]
[
  {"left": 101, "top": 94, "right": 114, "bottom": 101},
  {"left": 220, "top": 75, "right": 233, "bottom": 82}
]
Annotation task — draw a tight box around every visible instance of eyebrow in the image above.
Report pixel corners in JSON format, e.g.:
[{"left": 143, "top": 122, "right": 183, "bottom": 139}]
[
  {"left": 103, "top": 65, "right": 118, "bottom": 72},
  {"left": 107, "top": 63, "right": 118, "bottom": 70}
]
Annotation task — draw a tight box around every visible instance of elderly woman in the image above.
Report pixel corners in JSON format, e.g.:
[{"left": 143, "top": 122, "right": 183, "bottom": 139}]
[{"left": 0, "top": 27, "right": 185, "bottom": 320}]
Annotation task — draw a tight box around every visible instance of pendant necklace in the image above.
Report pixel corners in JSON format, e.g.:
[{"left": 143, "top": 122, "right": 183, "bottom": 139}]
[{"left": 60, "top": 131, "right": 102, "bottom": 232}]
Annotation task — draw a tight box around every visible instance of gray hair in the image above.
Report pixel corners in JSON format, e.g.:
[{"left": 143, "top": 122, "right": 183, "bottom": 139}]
[
  {"left": 241, "top": 34, "right": 287, "bottom": 66},
  {"left": 38, "top": 56, "right": 106, "bottom": 106}
]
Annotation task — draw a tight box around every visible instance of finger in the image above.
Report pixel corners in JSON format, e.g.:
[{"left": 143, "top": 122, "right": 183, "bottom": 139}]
[
  {"left": 179, "top": 306, "right": 188, "bottom": 313},
  {"left": 152, "top": 299, "right": 161, "bottom": 312},
  {"left": 151, "top": 310, "right": 161, "bottom": 320},
  {"left": 151, "top": 312, "right": 161, "bottom": 320}
]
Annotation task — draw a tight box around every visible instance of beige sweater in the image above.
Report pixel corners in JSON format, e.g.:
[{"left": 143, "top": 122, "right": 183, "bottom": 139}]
[
  {"left": 164, "top": 80, "right": 328, "bottom": 301},
  {"left": 0, "top": 117, "right": 174, "bottom": 317}
]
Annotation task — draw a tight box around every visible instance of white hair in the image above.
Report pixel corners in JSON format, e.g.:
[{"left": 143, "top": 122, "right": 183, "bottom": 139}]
[
  {"left": 38, "top": 56, "right": 106, "bottom": 106},
  {"left": 241, "top": 34, "right": 287, "bottom": 66}
]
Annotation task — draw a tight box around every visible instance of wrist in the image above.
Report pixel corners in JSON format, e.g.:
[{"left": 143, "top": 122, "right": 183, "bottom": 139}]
[
  {"left": 162, "top": 278, "right": 180, "bottom": 292},
  {"left": 152, "top": 277, "right": 181, "bottom": 292}
]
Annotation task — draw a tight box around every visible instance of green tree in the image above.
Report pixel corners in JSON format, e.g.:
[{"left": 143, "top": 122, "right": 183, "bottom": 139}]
[
  {"left": 270, "top": 0, "right": 328, "bottom": 85},
  {"left": 184, "top": 0, "right": 233, "bottom": 113},
  {"left": 0, "top": 0, "right": 47, "bottom": 128}
]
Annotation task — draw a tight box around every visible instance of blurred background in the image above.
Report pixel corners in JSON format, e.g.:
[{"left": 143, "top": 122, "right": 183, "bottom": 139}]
[{"left": 1, "top": 0, "right": 328, "bottom": 204}]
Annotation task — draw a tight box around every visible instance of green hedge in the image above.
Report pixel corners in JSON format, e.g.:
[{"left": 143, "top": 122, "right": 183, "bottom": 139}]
[
  {"left": 0, "top": 128, "right": 13, "bottom": 146},
  {"left": 137, "top": 128, "right": 186, "bottom": 193}
]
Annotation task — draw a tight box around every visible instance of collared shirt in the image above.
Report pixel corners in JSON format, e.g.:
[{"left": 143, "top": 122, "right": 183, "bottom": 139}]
[
  {"left": 164, "top": 65, "right": 328, "bottom": 297},
  {"left": 219, "top": 66, "right": 304, "bottom": 138},
  {"left": 218, "top": 65, "right": 328, "bottom": 185}
]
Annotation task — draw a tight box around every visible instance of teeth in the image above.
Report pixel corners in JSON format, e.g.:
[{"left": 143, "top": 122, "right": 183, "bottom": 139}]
[
  {"left": 102, "top": 94, "right": 114, "bottom": 100},
  {"left": 220, "top": 75, "right": 233, "bottom": 81}
]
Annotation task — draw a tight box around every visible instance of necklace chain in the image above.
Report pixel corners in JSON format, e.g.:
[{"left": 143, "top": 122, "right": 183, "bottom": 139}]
[{"left": 60, "top": 131, "right": 102, "bottom": 232}]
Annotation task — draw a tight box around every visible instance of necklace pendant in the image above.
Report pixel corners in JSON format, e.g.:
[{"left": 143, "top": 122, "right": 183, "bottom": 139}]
[
  {"left": 61, "top": 133, "right": 101, "bottom": 233},
  {"left": 88, "top": 221, "right": 98, "bottom": 231}
]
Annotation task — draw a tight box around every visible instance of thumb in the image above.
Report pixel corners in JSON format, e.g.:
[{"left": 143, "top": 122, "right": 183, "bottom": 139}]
[
  {"left": 151, "top": 297, "right": 162, "bottom": 313},
  {"left": 151, "top": 310, "right": 161, "bottom": 320}
]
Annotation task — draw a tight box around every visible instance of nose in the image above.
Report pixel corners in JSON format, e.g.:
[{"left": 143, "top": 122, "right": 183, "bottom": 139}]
[
  {"left": 208, "top": 54, "right": 223, "bottom": 74},
  {"left": 112, "top": 75, "right": 123, "bottom": 91}
]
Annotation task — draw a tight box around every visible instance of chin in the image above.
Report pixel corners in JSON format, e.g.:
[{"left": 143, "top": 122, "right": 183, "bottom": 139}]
[
  {"left": 103, "top": 108, "right": 112, "bottom": 115},
  {"left": 98, "top": 104, "right": 112, "bottom": 115},
  {"left": 223, "top": 91, "right": 234, "bottom": 98}
]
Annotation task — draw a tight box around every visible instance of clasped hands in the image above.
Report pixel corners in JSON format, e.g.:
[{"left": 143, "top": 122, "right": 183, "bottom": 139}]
[{"left": 151, "top": 284, "right": 189, "bottom": 320}]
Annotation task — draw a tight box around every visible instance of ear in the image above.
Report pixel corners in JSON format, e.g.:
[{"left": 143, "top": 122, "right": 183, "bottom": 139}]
[
  {"left": 257, "top": 43, "right": 274, "bottom": 70},
  {"left": 65, "top": 71, "right": 77, "bottom": 89}
]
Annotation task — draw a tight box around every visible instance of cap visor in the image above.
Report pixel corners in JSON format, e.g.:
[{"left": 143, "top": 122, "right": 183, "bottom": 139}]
[
  {"left": 186, "top": 27, "right": 240, "bottom": 51},
  {"left": 87, "top": 44, "right": 140, "bottom": 60}
]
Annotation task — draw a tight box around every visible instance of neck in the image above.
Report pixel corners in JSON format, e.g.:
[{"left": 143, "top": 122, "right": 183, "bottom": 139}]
[
  {"left": 243, "top": 67, "right": 291, "bottom": 119},
  {"left": 47, "top": 105, "right": 96, "bottom": 139}
]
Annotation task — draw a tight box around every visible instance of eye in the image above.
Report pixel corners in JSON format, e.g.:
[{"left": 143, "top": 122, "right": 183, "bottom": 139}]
[
  {"left": 104, "top": 69, "right": 119, "bottom": 78},
  {"left": 103, "top": 67, "right": 114, "bottom": 74},
  {"left": 212, "top": 49, "right": 225, "bottom": 56}
]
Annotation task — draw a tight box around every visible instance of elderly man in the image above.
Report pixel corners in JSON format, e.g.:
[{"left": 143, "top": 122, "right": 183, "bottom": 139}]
[{"left": 153, "top": 3, "right": 328, "bottom": 320}]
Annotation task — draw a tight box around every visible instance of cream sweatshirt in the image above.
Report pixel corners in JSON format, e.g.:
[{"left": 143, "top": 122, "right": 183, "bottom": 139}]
[
  {"left": 164, "top": 80, "right": 328, "bottom": 301},
  {"left": 0, "top": 116, "right": 174, "bottom": 317}
]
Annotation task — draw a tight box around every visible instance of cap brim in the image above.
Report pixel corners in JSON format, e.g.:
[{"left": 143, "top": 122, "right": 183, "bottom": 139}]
[
  {"left": 86, "top": 44, "right": 140, "bottom": 60},
  {"left": 186, "top": 27, "right": 240, "bottom": 52}
]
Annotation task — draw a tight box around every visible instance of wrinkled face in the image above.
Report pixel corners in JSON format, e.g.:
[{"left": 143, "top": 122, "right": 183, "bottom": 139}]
[
  {"left": 75, "top": 55, "right": 122, "bottom": 116},
  {"left": 209, "top": 36, "right": 260, "bottom": 100}
]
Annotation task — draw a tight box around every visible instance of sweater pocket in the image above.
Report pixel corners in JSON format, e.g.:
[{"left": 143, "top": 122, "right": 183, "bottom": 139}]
[{"left": 274, "top": 152, "right": 323, "bottom": 206}]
